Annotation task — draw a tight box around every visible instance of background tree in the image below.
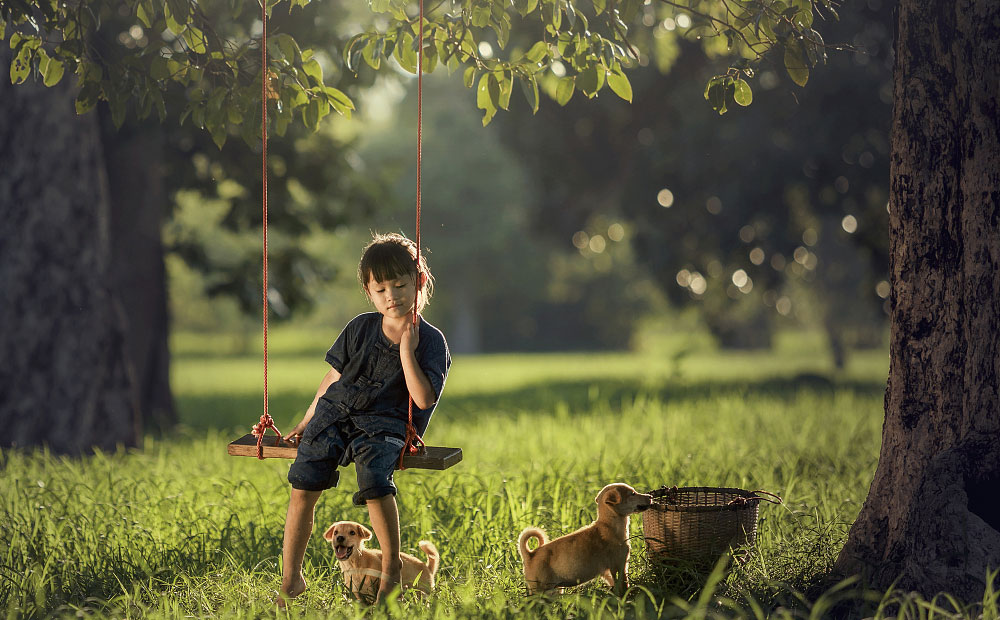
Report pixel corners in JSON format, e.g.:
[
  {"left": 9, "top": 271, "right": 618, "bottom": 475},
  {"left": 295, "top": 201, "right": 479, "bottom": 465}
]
[
  {"left": 0, "top": 0, "right": 384, "bottom": 450},
  {"left": 0, "top": 48, "right": 138, "bottom": 451}
]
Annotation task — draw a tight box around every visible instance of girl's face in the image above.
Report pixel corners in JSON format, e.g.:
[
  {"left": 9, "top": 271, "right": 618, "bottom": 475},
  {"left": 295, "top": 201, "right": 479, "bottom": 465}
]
[{"left": 365, "top": 273, "right": 417, "bottom": 319}]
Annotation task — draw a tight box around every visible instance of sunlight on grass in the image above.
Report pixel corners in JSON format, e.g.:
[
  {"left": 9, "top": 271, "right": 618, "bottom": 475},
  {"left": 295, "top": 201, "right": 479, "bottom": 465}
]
[{"left": 4, "top": 330, "right": 995, "bottom": 618}]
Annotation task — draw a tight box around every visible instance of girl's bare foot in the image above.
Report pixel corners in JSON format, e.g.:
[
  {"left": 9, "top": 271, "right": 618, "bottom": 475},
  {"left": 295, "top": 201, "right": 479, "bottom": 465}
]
[{"left": 276, "top": 574, "right": 307, "bottom": 608}]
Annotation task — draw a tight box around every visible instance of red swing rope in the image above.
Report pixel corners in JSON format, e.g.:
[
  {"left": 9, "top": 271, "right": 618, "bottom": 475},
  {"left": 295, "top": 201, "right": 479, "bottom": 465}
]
[
  {"left": 252, "top": 0, "right": 426, "bottom": 464},
  {"left": 252, "top": 0, "right": 282, "bottom": 459},
  {"left": 398, "top": 0, "right": 427, "bottom": 469}
]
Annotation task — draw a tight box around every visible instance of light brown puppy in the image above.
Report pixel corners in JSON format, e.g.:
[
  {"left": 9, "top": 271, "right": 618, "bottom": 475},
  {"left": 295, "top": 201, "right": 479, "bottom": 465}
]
[
  {"left": 323, "top": 521, "right": 439, "bottom": 601},
  {"left": 517, "top": 483, "right": 652, "bottom": 596}
]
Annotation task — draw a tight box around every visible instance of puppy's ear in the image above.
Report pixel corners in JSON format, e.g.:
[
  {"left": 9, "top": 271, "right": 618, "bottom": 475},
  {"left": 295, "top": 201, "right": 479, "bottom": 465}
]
[
  {"left": 360, "top": 525, "right": 373, "bottom": 540},
  {"left": 323, "top": 524, "right": 337, "bottom": 542},
  {"left": 601, "top": 487, "right": 622, "bottom": 505}
]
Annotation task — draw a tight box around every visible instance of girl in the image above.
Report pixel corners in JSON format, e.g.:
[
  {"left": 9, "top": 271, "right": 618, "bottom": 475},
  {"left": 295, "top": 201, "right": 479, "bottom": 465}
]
[{"left": 277, "top": 232, "right": 450, "bottom": 605}]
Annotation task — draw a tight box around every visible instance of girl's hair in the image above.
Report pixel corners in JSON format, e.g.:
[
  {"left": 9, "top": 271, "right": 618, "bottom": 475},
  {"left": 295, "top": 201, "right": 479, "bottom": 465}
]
[{"left": 358, "top": 232, "right": 434, "bottom": 312}]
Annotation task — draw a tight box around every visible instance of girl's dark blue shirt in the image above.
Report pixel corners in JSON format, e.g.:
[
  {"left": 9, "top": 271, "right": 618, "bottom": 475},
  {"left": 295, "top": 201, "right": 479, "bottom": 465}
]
[{"left": 301, "top": 312, "right": 451, "bottom": 444}]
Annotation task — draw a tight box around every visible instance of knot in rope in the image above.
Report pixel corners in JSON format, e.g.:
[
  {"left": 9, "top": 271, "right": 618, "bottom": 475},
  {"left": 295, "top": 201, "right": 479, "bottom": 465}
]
[
  {"left": 251, "top": 413, "right": 282, "bottom": 460},
  {"left": 398, "top": 416, "right": 425, "bottom": 470}
]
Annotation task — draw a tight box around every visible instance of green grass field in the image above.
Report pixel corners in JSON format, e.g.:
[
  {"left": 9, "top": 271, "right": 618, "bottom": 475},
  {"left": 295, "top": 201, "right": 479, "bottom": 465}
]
[{"left": 2, "top": 329, "right": 997, "bottom": 618}]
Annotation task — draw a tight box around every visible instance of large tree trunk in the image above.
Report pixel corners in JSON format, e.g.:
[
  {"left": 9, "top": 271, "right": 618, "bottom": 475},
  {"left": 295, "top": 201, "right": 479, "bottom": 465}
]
[
  {"left": 835, "top": 0, "right": 1000, "bottom": 600},
  {"left": 100, "top": 113, "right": 176, "bottom": 435},
  {"left": 0, "top": 56, "right": 140, "bottom": 453}
]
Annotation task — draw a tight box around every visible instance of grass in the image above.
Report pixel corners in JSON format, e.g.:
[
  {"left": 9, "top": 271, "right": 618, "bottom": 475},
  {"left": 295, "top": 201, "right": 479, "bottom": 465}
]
[{"left": 1, "top": 328, "right": 997, "bottom": 618}]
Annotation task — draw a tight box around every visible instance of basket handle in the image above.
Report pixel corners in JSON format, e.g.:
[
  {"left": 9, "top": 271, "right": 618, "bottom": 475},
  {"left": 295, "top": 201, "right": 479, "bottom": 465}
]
[{"left": 750, "top": 489, "right": 783, "bottom": 505}]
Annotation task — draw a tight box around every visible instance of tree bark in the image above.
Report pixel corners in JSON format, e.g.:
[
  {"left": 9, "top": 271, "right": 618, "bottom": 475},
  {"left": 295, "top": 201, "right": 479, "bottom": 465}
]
[
  {"left": 99, "top": 112, "right": 176, "bottom": 435},
  {"left": 835, "top": 0, "right": 1000, "bottom": 600},
  {"left": 0, "top": 55, "right": 140, "bottom": 453}
]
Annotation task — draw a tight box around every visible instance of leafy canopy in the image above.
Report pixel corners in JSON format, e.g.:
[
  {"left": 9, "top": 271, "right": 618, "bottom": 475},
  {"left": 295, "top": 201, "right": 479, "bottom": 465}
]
[{"left": 3, "top": 0, "right": 838, "bottom": 141}]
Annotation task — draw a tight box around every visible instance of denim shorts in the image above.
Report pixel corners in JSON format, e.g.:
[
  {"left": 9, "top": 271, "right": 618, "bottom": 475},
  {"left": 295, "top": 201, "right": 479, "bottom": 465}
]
[{"left": 287, "top": 417, "right": 406, "bottom": 506}]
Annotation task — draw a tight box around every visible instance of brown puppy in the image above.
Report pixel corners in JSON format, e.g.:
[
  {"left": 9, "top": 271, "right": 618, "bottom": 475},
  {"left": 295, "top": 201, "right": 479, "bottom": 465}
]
[
  {"left": 517, "top": 483, "right": 652, "bottom": 596},
  {"left": 323, "top": 521, "right": 439, "bottom": 601}
]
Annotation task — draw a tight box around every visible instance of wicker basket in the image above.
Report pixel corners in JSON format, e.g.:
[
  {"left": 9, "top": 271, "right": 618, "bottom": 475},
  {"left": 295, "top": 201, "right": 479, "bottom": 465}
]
[{"left": 642, "top": 486, "right": 781, "bottom": 569}]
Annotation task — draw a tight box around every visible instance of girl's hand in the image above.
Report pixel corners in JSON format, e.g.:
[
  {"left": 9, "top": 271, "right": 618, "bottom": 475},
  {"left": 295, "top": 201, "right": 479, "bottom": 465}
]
[
  {"left": 283, "top": 419, "right": 308, "bottom": 446},
  {"left": 400, "top": 317, "right": 420, "bottom": 354}
]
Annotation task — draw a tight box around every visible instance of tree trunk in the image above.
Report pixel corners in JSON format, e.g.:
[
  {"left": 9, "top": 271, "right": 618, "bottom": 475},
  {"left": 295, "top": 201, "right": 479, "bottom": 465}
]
[
  {"left": 0, "top": 55, "right": 140, "bottom": 453},
  {"left": 100, "top": 112, "right": 176, "bottom": 434},
  {"left": 835, "top": 0, "right": 1000, "bottom": 600}
]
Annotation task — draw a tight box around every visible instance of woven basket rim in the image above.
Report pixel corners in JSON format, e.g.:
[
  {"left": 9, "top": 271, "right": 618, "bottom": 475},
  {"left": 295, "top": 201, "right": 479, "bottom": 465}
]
[{"left": 646, "top": 486, "right": 761, "bottom": 513}]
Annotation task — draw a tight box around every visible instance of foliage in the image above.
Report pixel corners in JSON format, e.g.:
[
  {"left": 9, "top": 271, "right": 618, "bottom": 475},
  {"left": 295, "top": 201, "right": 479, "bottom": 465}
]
[
  {"left": 2, "top": 0, "right": 353, "bottom": 148},
  {"left": 484, "top": 0, "right": 890, "bottom": 353},
  {"left": 3, "top": 0, "right": 843, "bottom": 148},
  {"left": 348, "top": 0, "right": 841, "bottom": 122}
]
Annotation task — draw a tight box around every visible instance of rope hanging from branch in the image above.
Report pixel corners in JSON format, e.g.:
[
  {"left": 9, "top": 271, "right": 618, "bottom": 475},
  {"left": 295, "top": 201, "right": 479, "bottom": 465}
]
[
  {"left": 398, "top": 0, "right": 427, "bottom": 470},
  {"left": 252, "top": 0, "right": 282, "bottom": 459}
]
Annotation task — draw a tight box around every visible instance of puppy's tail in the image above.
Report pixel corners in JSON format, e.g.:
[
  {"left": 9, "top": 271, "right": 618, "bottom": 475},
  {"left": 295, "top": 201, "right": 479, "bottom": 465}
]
[
  {"left": 517, "top": 527, "right": 548, "bottom": 564},
  {"left": 418, "top": 540, "right": 440, "bottom": 576}
]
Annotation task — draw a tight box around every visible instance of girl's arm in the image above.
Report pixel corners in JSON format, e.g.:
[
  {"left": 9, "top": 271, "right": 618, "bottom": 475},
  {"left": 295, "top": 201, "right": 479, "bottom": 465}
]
[
  {"left": 285, "top": 366, "right": 341, "bottom": 443},
  {"left": 399, "top": 319, "right": 437, "bottom": 410}
]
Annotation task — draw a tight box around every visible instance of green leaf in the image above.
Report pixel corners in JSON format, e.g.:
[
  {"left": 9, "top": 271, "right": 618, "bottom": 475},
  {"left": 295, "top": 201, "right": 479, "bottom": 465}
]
[
  {"left": 593, "top": 0, "right": 606, "bottom": 15},
  {"left": 607, "top": 64, "right": 631, "bottom": 102},
  {"left": 303, "top": 97, "right": 320, "bottom": 130},
  {"left": 302, "top": 58, "right": 323, "bottom": 85},
  {"left": 577, "top": 64, "right": 604, "bottom": 97},
  {"left": 343, "top": 33, "right": 366, "bottom": 72},
  {"left": 497, "top": 13, "right": 511, "bottom": 49},
  {"left": 487, "top": 72, "right": 501, "bottom": 109},
  {"left": 733, "top": 77, "right": 752, "bottom": 106},
  {"left": 164, "top": 0, "right": 186, "bottom": 35},
  {"left": 210, "top": 123, "right": 227, "bottom": 149},
  {"left": 75, "top": 82, "right": 101, "bottom": 114},
  {"left": 325, "top": 86, "right": 354, "bottom": 117},
  {"left": 519, "top": 72, "right": 539, "bottom": 113},
  {"left": 792, "top": 0, "right": 813, "bottom": 27},
  {"left": 564, "top": 0, "right": 576, "bottom": 29},
  {"left": 136, "top": 1, "right": 154, "bottom": 28},
  {"left": 276, "top": 33, "right": 300, "bottom": 63},
  {"left": 38, "top": 50, "right": 65, "bottom": 87},
  {"left": 476, "top": 73, "right": 497, "bottom": 125},
  {"left": 394, "top": 33, "right": 417, "bottom": 73},
  {"left": 463, "top": 66, "right": 476, "bottom": 88},
  {"left": 555, "top": 76, "right": 575, "bottom": 105},
  {"left": 525, "top": 40, "right": 549, "bottom": 64},
  {"left": 362, "top": 37, "right": 382, "bottom": 70},
  {"left": 783, "top": 39, "right": 809, "bottom": 86},
  {"left": 471, "top": 4, "right": 490, "bottom": 28},
  {"left": 543, "top": 1, "right": 562, "bottom": 31},
  {"left": 10, "top": 45, "right": 32, "bottom": 85},
  {"left": 498, "top": 71, "right": 513, "bottom": 110},
  {"left": 183, "top": 26, "right": 208, "bottom": 54},
  {"left": 371, "top": 0, "right": 391, "bottom": 12},
  {"left": 704, "top": 76, "right": 726, "bottom": 114}
]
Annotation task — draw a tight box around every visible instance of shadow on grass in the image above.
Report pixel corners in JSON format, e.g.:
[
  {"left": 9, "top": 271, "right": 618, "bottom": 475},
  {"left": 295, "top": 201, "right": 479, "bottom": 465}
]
[{"left": 175, "top": 374, "right": 886, "bottom": 434}]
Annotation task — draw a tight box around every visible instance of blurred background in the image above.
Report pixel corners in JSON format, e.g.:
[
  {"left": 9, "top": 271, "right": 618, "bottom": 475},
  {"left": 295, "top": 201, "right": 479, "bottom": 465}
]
[{"left": 165, "top": 0, "right": 891, "bottom": 363}]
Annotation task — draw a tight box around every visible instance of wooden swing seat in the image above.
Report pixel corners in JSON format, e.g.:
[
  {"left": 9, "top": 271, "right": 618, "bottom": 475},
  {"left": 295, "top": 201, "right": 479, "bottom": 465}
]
[{"left": 227, "top": 433, "right": 463, "bottom": 470}]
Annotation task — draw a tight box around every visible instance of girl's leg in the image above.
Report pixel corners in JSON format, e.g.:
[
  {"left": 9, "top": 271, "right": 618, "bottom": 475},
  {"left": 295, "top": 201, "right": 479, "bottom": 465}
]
[
  {"left": 366, "top": 495, "right": 402, "bottom": 602},
  {"left": 278, "top": 488, "right": 322, "bottom": 606}
]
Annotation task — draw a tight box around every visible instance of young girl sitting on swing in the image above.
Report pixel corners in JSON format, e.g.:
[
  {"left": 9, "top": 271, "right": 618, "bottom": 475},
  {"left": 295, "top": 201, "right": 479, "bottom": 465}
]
[{"left": 277, "top": 232, "right": 451, "bottom": 605}]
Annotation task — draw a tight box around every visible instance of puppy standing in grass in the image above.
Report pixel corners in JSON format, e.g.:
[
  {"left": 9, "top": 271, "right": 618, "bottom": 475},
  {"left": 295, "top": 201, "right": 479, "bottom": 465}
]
[
  {"left": 518, "top": 483, "right": 652, "bottom": 596},
  {"left": 324, "top": 521, "right": 439, "bottom": 601}
]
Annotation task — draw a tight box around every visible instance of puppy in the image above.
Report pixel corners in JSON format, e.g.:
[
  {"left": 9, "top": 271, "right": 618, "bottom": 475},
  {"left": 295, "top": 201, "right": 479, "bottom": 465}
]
[
  {"left": 323, "top": 520, "right": 439, "bottom": 600},
  {"left": 517, "top": 483, "right": 652, "bottom": 596}
]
